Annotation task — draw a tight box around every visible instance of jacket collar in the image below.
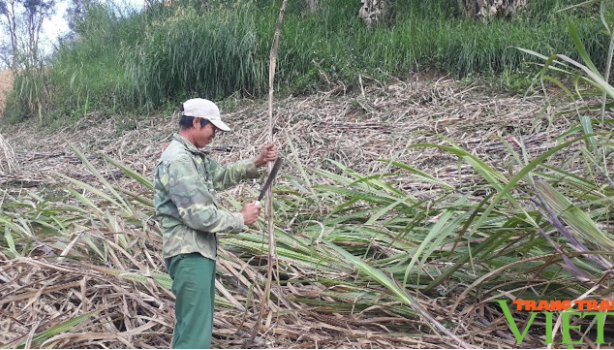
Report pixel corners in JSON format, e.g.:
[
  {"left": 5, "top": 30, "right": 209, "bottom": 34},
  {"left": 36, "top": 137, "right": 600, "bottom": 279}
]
[{"left": 173, "top": 133, "right": 206, "bottom": 156}]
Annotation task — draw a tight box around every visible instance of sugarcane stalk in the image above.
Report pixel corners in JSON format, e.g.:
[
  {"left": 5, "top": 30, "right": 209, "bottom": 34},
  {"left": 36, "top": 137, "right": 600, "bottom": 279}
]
[{"left": 249, "top": 0, "right": 287, "bottom": 344}]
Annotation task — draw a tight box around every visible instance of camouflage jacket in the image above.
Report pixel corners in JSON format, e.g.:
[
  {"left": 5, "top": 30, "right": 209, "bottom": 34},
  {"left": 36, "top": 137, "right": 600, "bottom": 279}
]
[{"left": 153, "top": 134, "right": 260, "bottom": 260}]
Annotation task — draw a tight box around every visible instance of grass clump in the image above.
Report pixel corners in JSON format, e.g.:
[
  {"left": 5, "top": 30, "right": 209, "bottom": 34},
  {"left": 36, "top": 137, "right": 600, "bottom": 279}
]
[{"left": 126, "top": 1, "right": 269, "bottom": 109}]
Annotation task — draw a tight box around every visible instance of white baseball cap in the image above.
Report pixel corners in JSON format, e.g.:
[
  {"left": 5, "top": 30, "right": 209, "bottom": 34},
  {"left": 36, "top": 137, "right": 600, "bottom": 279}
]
[{"left": 182, "top": 98, "right": 231, "bottom": 132}]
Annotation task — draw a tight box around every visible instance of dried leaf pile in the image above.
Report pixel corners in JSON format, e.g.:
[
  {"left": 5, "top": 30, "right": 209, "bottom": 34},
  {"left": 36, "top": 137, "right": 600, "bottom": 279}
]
[{"left": 0, "top": 78, "right": 609, "bottom": 348}]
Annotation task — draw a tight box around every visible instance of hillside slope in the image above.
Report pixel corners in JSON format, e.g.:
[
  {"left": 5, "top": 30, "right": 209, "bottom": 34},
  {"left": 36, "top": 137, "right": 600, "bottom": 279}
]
[
  {"left": 0, "top": 77, "right": 604, "bottom": 348},
  {"left": 1, "top": 78, "right": 574, "bottom": 189},
  {"left": 0, "top": 69, "right": 12, "bottom": 116}
]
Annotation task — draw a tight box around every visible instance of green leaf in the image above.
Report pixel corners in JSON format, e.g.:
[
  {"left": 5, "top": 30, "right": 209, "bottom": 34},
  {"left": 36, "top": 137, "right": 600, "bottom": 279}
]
[
  {"left": 8, "top": 309, "right": 102, "bottom": 349},
  {"left": 104, "top": 156, "right": 153, "bottom": 191},
  {"left": 536, "top": 180, "right": 612, "bottom": 248}
]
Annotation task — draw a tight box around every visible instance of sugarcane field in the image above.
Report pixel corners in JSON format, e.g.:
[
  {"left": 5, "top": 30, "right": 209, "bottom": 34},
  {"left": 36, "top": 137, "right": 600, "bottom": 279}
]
[{"left": 1, "top": 0, "right": 614, "bottom": 348}]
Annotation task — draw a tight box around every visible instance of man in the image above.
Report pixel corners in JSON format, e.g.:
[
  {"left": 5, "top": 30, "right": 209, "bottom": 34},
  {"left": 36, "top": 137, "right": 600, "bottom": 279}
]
[{"left": 153, "top": 98, "right": 277, "bottom": 349}]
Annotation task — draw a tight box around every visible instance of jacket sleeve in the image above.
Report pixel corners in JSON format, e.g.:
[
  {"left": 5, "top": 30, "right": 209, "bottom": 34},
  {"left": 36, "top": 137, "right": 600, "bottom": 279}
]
[
  {"left": 209, "top": 159, "right": 260, "bottom": 191},
  {"left": 165, "top": 156, "right": 244, "bottom": 233}
]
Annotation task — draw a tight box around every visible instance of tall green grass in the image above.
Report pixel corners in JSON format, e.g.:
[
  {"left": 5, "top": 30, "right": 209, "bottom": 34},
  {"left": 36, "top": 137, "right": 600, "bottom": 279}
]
[{"left": 3, "top": 0, "right": 613, "bottom": 122}]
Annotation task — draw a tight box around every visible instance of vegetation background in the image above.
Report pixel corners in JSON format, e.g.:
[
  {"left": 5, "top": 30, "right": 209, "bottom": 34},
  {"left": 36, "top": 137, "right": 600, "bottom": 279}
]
[
  {"left": 0, "top": 0, "right": 614, "bottom": 348},
  {"left": 3, "top": 0, "right": 613, "bottom": 122}
]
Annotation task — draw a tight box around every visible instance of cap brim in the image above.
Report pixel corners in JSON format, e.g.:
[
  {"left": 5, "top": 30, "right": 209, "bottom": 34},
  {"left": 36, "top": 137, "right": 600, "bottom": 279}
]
[{"left": 210, "top": 119, "right": 231, "bottom": 132}]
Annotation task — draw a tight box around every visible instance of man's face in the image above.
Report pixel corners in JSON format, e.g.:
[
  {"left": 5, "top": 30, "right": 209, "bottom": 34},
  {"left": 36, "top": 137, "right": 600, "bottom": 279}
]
[{"left": 194, "top": 121, "right": 218, "bottom": 148}]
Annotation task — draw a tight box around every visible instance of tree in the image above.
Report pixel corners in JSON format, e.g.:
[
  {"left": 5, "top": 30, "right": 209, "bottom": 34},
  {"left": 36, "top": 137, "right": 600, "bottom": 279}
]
[
  {"left": 306, "top": 0, "right": 317, "bottom": 13},
  {"left": 0, "top": 0, "right": 56, "bottom": 68},
  {"left": 358, "top": 0, "right": 391, "bottom": 28},
  {"left": 23, "top": 0, "right": 56, "bottom": 66},
  {"left": 64, "top": 0, "right": 96, "bottom": 37},
  {"left": 0, "top": 0, "right": 20, "bottom": 68},
  {"left": 357, "top": 0, "right": 529, "bottom": 27},
  {"left": 0, "top": 41, "right": 11, "bottom": 68},
  {"left": 460, "top": 0, "right": 527, "bottom": 21}
]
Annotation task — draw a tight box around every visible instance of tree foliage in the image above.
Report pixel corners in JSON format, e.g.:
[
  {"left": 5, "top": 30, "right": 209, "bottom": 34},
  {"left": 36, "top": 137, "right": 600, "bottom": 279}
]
[{"left": 461, "top": 0, "right": 527, "bottom": 21}]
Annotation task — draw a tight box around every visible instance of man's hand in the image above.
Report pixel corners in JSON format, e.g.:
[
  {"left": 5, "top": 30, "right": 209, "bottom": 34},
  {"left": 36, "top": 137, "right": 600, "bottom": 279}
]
[
  {"left": 241, "top": 202, "right": 262, "bottom": 225},
  {"left": 254, "top": 143, "right": 278, "bottom": 168}
]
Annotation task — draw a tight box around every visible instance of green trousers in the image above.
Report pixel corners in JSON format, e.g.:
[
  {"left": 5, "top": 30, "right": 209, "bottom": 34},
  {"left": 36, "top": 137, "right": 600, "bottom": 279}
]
[{"left": 165, "top": 253, "right": 216, "bottom": 349}]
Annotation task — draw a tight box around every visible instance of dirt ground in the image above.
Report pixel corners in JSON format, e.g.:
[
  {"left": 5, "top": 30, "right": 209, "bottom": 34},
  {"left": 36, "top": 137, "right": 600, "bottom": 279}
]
[{"left": 0, "top": 69, "right": 12, "bottom": 116}]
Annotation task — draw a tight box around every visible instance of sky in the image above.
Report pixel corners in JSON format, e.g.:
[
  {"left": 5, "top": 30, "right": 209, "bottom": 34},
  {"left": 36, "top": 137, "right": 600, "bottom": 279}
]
[
  {"left": 41, "top": 1, "right": 70, "bottom": 48},
  {"left": 40, "top": 0, "right": 146, "bottom": 55}
]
